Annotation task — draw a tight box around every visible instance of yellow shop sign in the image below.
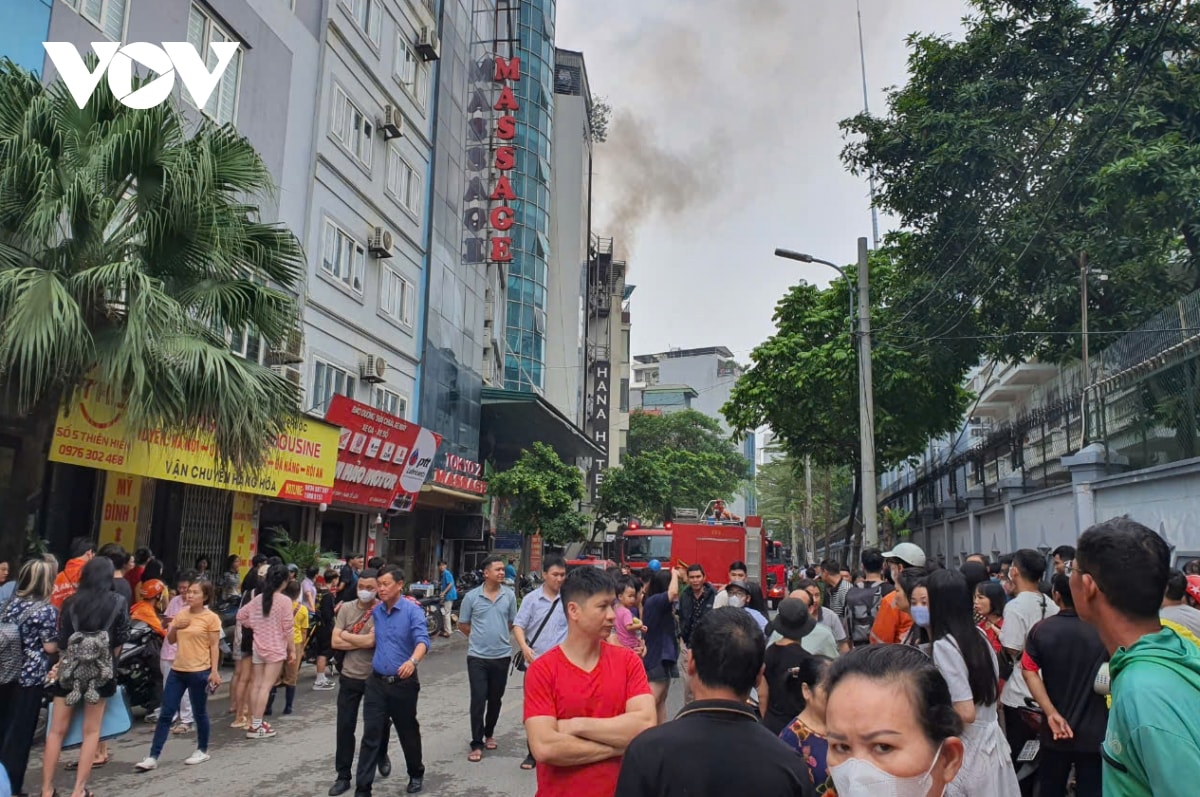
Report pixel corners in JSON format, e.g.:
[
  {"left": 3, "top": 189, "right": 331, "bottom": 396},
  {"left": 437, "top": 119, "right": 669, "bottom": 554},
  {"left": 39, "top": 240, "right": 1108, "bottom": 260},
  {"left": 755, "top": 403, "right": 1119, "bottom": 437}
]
[{"left": 49, "top": 378, "right": 337, "bottom": 503}]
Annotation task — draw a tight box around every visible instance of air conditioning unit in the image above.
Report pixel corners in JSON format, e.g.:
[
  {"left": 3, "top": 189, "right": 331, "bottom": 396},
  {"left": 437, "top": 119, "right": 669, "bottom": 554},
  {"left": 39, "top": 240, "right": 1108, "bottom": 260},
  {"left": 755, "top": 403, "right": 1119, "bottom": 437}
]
[
  {"left": 368, "top": 227, "right": 394, "bottom": 258},
  {"left": 380, "top": 105, "right": 405, "bottom": 140},
  {"left": 416, "top": 26, "right": 440, "bottom": 61},
  {"left": 268, "top": 326, "right": 304, "bottom": 366},
  {"left": 360, "top": 355, "right": 388, "bottom": 384}
]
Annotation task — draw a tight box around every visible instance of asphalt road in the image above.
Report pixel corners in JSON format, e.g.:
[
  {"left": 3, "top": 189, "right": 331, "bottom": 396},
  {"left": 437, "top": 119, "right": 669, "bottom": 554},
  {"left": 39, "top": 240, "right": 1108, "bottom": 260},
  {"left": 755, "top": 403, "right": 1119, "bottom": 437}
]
[{"left": 30, "top": 633, "right": 687, "bottom": 797}]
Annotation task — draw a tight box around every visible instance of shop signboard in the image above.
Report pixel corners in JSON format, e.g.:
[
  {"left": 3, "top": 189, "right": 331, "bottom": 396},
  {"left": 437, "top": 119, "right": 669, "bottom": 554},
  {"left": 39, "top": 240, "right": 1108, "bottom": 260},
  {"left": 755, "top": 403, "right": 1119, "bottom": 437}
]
[
  {"left": 324, "top": 395, "right": 442, "bottom": 511},
  {"left": 49, "top": 377, "right": 338, "bottom": 502},
  {"left": 493, "top": 532, "right": 523, "bottom": 552},
  {"left": 228, "top": 493, "right": 257, "bottom": 581},
  {"left": 432, "top": 453, "right": 487, "bottom": 495}
]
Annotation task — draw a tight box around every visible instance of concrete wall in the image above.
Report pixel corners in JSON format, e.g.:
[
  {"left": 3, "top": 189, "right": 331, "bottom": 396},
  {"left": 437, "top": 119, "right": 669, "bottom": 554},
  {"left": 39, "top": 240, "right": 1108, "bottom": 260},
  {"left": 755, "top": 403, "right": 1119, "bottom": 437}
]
[
  {"left": 911, "top": 457, "right": 1200, "bottom": 565},
  {"left": 656, "top": 354, "right": 740, "bottom": 426},
  {"left": 545, "top": 89, "right": 589, "bottom": 423}
]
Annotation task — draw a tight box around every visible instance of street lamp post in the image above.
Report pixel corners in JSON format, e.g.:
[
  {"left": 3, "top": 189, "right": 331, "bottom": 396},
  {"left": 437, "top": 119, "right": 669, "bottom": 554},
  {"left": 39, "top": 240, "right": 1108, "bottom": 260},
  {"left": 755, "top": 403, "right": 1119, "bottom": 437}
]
[{"left": 774, "top": 238, "right": 878, "bottom": 549}]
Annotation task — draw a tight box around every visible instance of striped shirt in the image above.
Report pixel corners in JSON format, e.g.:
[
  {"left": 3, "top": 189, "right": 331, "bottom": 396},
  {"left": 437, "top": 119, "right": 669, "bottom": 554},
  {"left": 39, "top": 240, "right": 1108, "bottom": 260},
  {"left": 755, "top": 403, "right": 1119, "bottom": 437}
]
[
  {"left": 827, "top": 579, "right": 852, "bottom": 620},
  {"left": 236, "top": 592, "right": 295, "bottom": 663}
]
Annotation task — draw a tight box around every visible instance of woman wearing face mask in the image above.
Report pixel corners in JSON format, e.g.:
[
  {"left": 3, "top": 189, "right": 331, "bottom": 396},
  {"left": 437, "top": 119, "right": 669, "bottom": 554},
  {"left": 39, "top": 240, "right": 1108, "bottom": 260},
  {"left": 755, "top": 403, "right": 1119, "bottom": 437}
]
[
  {"left": 923, "top": 570, "right": 1019, "bottom": 797},
  {"left": 825, "top": 644, "right": 965, "bottom": 796},
  {"left": 779, "top": 655, "right": 834, "bottom": 792},
  {"left": 895, "top": 568, "right": 930, "bottom": 648}
]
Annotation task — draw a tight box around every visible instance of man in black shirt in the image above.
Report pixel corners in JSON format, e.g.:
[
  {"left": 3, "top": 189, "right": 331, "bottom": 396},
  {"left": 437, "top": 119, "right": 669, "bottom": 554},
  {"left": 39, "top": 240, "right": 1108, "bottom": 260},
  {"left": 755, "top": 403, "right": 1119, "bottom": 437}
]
[
  {"left": 1021, "top": 574, "right": 1108, "bottom": 797},
  {"left": 616, "top": 608, "right": 815, "bottom": 796}
]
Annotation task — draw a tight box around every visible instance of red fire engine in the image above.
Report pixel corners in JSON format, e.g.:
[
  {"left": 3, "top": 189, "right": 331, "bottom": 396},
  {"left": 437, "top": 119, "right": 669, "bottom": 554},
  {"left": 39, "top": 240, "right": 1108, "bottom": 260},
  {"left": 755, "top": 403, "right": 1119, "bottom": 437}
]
[{"left": 618, "top": 500, "right": 780, "bottom": 600}]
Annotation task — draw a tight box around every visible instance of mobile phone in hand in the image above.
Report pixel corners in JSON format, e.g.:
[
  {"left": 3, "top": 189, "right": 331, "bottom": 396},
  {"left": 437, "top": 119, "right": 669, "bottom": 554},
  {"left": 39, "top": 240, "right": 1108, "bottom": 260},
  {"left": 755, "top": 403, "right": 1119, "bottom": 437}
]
[{"left": 206, "top": 680, "right": 219, "bottom": 695}]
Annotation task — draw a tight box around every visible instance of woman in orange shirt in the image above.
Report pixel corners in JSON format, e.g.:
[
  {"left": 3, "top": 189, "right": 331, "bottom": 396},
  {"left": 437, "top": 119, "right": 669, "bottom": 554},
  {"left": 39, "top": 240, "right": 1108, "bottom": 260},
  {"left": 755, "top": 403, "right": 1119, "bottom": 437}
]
[{"left": 131, "top": 578, "right": 168, "bottom": 637}]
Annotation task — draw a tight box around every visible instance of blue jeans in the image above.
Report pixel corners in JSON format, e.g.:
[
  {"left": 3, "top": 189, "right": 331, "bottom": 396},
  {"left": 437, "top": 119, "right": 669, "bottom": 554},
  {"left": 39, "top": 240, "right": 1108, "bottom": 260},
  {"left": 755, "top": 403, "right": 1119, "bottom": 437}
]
[{"left": 150, "top": 669, "right": 211, "bottom": 758}]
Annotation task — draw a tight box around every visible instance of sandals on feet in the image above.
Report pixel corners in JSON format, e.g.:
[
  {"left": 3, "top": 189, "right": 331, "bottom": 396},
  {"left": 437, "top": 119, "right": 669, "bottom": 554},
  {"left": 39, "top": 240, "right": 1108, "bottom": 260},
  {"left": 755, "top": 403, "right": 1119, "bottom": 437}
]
[
  {"left": 467, "top": 749, "right": 483, "bottom": 763},
  {"left": 484, "top": 737, "right": 497, "bottom": 750},
  {"left": 520, "top": 754, "right": 537, "bottom": 770}
]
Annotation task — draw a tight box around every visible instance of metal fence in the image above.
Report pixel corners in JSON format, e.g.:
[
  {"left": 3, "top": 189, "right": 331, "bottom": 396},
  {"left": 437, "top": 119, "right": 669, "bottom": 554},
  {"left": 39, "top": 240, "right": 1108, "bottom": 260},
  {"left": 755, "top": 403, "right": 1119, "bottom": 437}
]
[{"left": 887, "top": 289, "right": 1200, "bottom": 520}]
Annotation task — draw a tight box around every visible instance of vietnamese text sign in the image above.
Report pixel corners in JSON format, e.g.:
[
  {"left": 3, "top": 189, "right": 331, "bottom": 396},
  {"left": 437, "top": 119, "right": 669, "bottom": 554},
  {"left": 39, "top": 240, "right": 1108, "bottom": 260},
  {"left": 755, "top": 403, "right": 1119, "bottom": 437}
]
[
  {"left": 97, "top": 472, "right": 143, "bottom": 548},
  {"left": 49, "top": 377, "right": 338, "bottom": 503},
  {"left": 229, "top": 493, "right": 257, "bottom": 581},
  {"left": 324, "top": 395, "right": 442, "bottom": 511}
]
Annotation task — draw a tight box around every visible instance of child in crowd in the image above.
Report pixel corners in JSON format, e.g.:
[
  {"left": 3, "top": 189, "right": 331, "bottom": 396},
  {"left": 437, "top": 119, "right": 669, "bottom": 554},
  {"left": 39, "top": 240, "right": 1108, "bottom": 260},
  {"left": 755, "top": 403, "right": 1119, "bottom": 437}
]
[
  {"left": 611, "top": 576, "right": 645, "bottom": 653},
  {"left": 266, "top": 580, "right": 309, "bottom": 715}
]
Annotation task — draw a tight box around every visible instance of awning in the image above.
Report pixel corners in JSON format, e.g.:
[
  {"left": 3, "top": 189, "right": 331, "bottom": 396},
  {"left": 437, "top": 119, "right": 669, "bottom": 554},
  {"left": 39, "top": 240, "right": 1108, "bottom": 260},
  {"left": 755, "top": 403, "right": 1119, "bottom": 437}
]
[
  {"left": 481, "top": 387, "right": 605, "bottom": 465},
  {"left": 419, "top": 483, "right": 487, "bottom": 507}
]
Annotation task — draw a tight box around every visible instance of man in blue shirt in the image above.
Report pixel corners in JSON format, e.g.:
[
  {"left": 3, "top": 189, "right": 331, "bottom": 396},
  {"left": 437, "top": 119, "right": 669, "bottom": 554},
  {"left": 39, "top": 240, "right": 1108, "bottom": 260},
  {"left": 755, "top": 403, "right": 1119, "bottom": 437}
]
[
  {"left": 458, "top": 555, "right": 517, "bottom": 762},
  {"left": 512, "top": 555, "right": 568, "bottom": 770},
  {"left": 437, "top": 560, "right": 457, "bottom": 639},
  {"left": 355, "top": 564, "right": 430, "bottom": 795},
  {"left": 505, "top": 558, "right": 517, "bottom": 582}
]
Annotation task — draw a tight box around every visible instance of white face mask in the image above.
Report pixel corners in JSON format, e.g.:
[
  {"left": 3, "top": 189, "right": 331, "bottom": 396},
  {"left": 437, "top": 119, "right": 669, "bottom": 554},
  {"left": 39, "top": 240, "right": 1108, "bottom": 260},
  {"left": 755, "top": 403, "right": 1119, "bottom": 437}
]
[
  {"left": 728, "top": 595, "right": 746, "bottom": 609},
  {"left": 357, "top": 590, "right": 376, "bottom": 603},
  {"left": 829, "top": 743, "right": 942, "bottom": 797}
]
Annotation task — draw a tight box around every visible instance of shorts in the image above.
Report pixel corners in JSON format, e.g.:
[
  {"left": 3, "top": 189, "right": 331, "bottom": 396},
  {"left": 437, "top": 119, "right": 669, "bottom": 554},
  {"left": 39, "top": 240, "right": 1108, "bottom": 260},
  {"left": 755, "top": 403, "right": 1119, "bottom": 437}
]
[
  {"left": 276, "top": 656, "right": 301, "bottom": 687},
  {"left": 252, "top": 652, "right": 285, "bottom": 666},
  {"left": 645, "top": 660, "right": 679, "bottom": 683},
  {"left": 51, "top": 679, "right": 118, "bottom": 701}
]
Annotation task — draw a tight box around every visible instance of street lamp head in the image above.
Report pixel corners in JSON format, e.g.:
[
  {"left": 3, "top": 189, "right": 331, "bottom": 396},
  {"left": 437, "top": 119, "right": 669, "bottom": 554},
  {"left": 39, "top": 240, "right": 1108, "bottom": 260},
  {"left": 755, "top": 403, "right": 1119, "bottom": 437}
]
[{"left": 774, "top": 248, "right": 815, "bottom": 263}]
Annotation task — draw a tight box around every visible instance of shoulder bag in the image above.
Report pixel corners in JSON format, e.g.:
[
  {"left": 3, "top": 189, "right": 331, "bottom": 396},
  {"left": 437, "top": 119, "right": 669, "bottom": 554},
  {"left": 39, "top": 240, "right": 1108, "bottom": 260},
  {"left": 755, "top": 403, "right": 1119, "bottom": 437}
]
[{"left": 511, "top": 597, "right": 560, "bottom": 674}]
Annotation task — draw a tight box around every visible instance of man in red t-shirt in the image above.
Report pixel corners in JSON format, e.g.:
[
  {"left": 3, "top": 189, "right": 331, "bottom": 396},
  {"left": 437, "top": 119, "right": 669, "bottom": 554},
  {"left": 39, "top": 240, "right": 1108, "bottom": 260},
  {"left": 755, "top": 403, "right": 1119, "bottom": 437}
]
[{"left": 523, "top": 567, "right": 656, "bottom": 797}]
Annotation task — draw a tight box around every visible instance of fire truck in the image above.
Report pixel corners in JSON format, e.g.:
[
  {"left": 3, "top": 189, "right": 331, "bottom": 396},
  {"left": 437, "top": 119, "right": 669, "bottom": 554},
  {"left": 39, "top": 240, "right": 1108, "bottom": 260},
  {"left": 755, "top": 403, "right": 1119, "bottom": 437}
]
[{"left": 619, "top": 500, "right": 783, "bottom": 602}]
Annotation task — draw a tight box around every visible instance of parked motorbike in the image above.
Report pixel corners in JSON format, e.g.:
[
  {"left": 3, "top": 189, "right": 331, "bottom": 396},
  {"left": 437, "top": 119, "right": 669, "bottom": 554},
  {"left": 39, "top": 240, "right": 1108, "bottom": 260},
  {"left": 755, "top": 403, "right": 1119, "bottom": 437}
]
[{"left": 117, "top": 619, "right": 163, "bottom": 713}]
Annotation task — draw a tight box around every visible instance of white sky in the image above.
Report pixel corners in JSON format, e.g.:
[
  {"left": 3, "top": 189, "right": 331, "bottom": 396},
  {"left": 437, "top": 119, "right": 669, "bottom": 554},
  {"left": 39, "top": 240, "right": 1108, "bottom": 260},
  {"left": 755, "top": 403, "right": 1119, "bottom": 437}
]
[{"left": 557, "top": 0, "right": 969, "bottom": 362}]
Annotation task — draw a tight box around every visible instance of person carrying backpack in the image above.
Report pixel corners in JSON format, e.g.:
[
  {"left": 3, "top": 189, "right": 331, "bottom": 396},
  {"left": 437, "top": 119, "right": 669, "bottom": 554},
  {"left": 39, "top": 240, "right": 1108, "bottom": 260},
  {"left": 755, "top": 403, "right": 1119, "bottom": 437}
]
[
  {"left": 843, "top": 548, "right": 893, "bottom": 649},
  {"left": 41, "top": 556, "right": 131, "bottom": 797},
  {"left": 0, "top": 557, "right": 60, "bottom": 797}
]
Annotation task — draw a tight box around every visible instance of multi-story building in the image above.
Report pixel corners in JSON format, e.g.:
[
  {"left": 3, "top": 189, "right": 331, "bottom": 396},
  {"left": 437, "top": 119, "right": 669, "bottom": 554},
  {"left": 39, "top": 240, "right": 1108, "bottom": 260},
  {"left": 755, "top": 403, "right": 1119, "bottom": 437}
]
[
  {"left": 501, "top": 0, "right": 554, "bottom": 391},
  {"left": 3, "top": 0, "right": 331, "bottom": 568},
  {"left": 296, "top": 0, "right": 441, "bottom": 562},
  {"left": 543, "top": 47, "right": 591, "bottom": 424},
  {"left": 631, "top": 346, "right": 756, "bottom": 515}
]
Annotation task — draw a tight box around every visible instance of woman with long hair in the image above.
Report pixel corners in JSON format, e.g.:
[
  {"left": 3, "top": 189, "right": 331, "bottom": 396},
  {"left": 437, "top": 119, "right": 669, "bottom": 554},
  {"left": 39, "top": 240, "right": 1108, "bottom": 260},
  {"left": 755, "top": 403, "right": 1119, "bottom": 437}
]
[
  {"left": 640, "top": 567, "right": 681, "bottom": 725},
  {"left": 924, "top": 569, "right": 1019, "bottom": 797},
  {"left": 235, "top": 563, "right": 295, "bottom": 739},
  {"left": 229, "top": 564, "right": 262, "bottom": 729},
  {"left": 0, "top": 558, "right": 59, "bottom": 796},
  {"left": 779, "top": 655, "right": 834, "bottom": 792},
  {"left": 41, "top": 556, "right": 131, "bottom": 797},
  {"left": 974, "top": 581, "right": 1007, "bottom": 656},
  {"left": 896, "top": 568, "right": 930, "bottom": 648}
]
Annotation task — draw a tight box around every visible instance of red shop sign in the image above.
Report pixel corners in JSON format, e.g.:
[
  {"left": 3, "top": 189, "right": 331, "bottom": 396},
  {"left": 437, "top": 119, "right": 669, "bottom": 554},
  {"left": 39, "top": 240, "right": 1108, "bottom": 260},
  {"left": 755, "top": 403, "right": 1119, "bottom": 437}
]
[{"left": 324, "top": 395, "right": 443, "bottom": 511}]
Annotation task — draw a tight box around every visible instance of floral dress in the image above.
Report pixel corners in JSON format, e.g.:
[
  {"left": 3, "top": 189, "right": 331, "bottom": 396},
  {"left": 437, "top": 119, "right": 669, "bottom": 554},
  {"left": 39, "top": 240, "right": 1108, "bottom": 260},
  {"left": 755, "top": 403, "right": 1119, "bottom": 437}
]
[{"left": 779, "top": 715, "right": 837, "bottom": 796}]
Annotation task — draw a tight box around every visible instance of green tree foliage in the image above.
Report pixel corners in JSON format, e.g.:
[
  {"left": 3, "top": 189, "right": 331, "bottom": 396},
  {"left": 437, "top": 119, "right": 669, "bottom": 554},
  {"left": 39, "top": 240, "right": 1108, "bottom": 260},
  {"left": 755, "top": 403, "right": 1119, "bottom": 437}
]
[
  {"left": 841, "top": 0, "right": 1200, "bottom": 365},
  {"left": 488, "top": 442, "right": 586, "bottom": 544},
  {"left": 723, "top": 250, "right": 971, "bottom": 471},
  {"left": 757, "top": 455, "right": 852, "bottom": 563},
  {"left": 597, "top": 409, "right": 750, "bottom": 525},
  {"left": 0, "top": 60, "right": 305, "bottom": 563}
]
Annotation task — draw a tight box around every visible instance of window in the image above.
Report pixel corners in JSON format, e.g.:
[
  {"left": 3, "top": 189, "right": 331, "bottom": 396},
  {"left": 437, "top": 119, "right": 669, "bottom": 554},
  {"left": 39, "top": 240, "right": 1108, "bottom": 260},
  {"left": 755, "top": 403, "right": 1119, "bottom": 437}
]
[
  {"left": 393, "top": 36, "right": 429, "bottom": 109},
  {"left": 380, "top": 268, "right": 415, "bottom": 326},
  {"left": 386, "top": 146, "right": 421, "bottom": 215},
  {"left": 321, "top": 220, "right": 366, "bottom": 293},
  {"left": 229, "top": 327, "right": 266, "bottom": 364},
  {"left": 332, "top": 87, "right": 374, "bottom": 168},
  {"left": 312, "top": 359, "right": 356, "bottom": 413},
  {"left": 372, "top": 387, "right": 407, "bottom": 419},
  {"left": 62, "top": 0, "right": 127, "bottom": 40},
  {"left": 186, "top": 4, "right": 242, "bottom": 125},
  {"left": 343, "top": 0, "right": 382, "bottom": 46}
]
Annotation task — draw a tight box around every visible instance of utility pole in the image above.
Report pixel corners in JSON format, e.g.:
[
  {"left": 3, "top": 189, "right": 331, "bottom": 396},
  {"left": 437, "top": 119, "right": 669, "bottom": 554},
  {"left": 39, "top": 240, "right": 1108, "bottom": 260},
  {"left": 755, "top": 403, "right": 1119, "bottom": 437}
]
[
  {"left": 1080, "top": 252, "right": 1091, "bottom": 444},
  {"left": 856, "top": 0, "right": 881, "bottom": 250},
  {"left": 803, "top": 454, "right": 813, "bottom": 564},
  {"left": 858, "top": 237, "right": 878, "bottom": 547}
]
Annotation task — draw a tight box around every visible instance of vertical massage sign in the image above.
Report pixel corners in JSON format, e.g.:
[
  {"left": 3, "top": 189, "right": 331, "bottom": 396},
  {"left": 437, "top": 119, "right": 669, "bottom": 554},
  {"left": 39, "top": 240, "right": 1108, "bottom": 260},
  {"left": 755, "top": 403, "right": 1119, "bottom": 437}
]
[{"left": 463, "top": 54, "right": 523, "bottom": 264}]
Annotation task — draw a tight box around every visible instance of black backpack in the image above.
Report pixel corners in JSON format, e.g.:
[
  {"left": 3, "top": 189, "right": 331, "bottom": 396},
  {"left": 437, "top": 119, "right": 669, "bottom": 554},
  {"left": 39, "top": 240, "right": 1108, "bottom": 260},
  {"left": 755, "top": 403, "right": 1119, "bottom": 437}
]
[{"left": 844, "top": 581, "right": 892, "bottom": 647}]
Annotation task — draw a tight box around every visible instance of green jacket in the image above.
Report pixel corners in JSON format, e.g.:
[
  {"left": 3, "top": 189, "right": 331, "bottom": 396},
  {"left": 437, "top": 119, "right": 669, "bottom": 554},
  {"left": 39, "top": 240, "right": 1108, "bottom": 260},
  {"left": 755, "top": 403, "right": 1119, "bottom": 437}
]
[{"left": 1103, "top": 627, "right": 1200, "bottom": 797}]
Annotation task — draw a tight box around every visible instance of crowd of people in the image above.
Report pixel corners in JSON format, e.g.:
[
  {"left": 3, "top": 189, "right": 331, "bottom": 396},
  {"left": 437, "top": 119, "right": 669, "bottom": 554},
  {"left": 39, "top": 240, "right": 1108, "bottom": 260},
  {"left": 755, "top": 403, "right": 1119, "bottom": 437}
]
[{"left": 4, "top": 515, "right": 1200, "bottom": 797}]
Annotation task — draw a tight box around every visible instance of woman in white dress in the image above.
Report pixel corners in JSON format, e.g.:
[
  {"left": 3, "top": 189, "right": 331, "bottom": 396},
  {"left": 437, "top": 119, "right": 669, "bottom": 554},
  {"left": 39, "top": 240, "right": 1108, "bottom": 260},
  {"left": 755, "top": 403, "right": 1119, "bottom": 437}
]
[{"left": 920, "top": 569, "right": 1021, "bottom": 797}]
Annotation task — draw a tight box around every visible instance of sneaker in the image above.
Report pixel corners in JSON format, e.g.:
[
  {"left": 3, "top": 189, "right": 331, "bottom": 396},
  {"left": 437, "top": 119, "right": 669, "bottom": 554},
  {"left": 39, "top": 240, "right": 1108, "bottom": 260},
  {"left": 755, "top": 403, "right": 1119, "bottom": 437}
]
[
  {"left": 184, "top": 750, "right": 211, "bottom": 766},
  {"left": 134, "top": 757, "right": 158, "bottom": 772},
  {"left": 312, "top": 680, "right": 336, "bottom": 691},
  {"left": 144, "top": 709, "right": 160, "bottom": 724},
  {"left": 246, "top": 722, "right": 276, "bottom": 739}
]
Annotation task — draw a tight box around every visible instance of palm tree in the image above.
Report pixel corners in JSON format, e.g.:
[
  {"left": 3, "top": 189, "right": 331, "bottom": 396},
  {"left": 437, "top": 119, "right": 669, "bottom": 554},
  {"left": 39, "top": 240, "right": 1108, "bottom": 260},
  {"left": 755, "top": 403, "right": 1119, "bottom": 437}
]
[{"left": 0, "top": 59, "right": 306, "bottom": 562}]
